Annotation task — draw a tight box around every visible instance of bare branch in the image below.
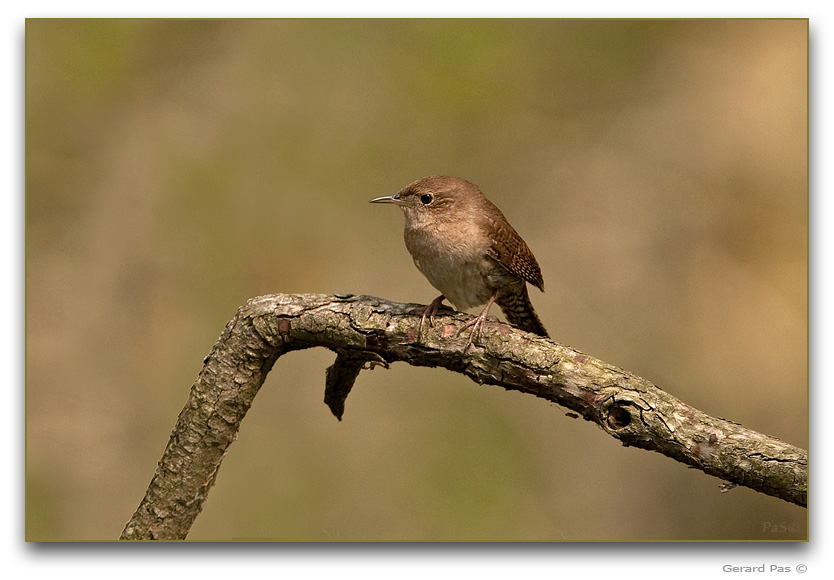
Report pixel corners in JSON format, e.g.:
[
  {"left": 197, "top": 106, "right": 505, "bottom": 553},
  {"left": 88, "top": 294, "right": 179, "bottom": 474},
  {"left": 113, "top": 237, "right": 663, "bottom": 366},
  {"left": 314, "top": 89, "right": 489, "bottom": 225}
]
[{"left": 120, "top": 293, "right": 807, "bottom": 540}]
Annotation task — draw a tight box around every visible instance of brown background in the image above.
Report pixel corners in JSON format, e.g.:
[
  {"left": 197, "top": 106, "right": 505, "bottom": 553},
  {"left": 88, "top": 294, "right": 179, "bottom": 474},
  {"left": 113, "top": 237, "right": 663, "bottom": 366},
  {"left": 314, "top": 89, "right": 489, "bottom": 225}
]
[{"left": 26, "top": 19, "right": 807, "bottom": 541}]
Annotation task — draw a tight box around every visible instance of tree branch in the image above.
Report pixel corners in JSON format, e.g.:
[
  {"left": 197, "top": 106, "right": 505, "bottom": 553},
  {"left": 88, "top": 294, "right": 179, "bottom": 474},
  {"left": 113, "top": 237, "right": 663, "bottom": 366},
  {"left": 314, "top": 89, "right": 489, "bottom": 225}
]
[{"left": 120, "top": 293, "right": 807, "bottom": 540}]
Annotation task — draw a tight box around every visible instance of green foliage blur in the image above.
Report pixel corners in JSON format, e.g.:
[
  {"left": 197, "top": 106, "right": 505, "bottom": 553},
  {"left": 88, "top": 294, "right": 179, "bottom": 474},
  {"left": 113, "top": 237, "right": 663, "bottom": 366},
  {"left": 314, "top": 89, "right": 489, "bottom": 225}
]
[{"left": 26, "top": 18, "right": 807, "bottom": 541}]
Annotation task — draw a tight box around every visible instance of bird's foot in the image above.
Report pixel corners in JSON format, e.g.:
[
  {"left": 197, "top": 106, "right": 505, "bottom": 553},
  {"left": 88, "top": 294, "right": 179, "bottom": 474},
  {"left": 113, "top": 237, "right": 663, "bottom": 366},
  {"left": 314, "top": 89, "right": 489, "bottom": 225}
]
[
  {"left": 457, "top": 292, "right": 498, "bottom": 354},
  {"left": 411, "top": 295, "right": 446, "bottom": 340},
  {"left": 457, "top": 313, "right": 488, "bottom": 354}
]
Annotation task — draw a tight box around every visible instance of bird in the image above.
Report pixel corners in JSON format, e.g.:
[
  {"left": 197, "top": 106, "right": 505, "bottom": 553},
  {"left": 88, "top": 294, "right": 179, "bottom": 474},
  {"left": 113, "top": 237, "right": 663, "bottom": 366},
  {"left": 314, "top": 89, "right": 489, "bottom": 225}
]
[{"left": 370, "top": 175, "right": 548, "bottom": 350}]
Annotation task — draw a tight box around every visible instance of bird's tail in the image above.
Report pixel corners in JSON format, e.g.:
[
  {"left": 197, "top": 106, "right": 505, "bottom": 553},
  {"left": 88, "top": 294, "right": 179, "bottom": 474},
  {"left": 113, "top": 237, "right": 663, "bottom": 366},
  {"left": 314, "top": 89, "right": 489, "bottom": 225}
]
[{"left": 496, "top": 285, "right": 549, "bottom": 338}]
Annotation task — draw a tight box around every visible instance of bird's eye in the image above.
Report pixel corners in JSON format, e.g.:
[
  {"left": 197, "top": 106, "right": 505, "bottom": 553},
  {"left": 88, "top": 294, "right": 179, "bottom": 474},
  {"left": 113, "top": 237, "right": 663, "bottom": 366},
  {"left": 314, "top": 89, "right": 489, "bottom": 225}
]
[{"left": 420, "top": 193, "right": 433, "bottom": 205}]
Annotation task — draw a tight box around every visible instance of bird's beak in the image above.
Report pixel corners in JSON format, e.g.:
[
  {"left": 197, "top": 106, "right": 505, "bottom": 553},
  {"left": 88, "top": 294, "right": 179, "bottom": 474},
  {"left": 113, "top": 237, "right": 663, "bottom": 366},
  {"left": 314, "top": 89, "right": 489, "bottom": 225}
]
[{"left": 369, "top": 193, "right": 403, "bottom": 205}]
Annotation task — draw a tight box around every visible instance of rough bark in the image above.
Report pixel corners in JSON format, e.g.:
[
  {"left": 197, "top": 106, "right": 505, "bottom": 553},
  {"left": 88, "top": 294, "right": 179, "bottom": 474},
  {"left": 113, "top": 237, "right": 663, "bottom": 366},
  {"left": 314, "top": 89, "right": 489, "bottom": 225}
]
[{"left": 120, "top": 293, "right": 807, "bottom": 540}]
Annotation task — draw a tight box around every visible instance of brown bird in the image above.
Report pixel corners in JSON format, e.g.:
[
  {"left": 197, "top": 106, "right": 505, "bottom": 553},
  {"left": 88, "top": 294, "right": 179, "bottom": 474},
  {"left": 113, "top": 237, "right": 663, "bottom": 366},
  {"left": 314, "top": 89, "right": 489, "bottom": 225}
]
[{"left": 371, "top": 175, "right": 548, "bottom": 350}]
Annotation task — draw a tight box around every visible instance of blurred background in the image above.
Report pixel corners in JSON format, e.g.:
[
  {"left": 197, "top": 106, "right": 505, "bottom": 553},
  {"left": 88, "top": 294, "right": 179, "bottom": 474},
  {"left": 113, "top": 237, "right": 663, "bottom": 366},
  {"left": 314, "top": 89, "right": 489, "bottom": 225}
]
[{"left": 26, "top": 19, "right": 807, "bottom": 541}]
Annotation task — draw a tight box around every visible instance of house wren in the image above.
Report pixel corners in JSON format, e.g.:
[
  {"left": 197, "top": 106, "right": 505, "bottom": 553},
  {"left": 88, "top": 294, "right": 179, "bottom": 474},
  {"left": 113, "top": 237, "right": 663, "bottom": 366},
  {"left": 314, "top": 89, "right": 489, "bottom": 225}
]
[{"left": 371, "top": 175, "right": 548, "bottom": 348}]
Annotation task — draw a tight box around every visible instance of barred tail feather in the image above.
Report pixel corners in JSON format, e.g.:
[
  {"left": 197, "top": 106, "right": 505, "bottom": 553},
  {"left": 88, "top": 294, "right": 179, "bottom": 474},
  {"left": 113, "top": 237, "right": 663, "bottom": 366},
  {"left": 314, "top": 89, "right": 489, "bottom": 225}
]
[{"left": 496, "top": 285, "right": 549, "bottom": 338}]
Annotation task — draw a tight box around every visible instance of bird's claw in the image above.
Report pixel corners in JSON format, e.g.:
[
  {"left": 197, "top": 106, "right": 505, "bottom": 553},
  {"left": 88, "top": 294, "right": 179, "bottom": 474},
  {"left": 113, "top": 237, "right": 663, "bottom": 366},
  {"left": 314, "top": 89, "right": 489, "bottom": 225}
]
[
  {"left": 457, "top": 314, "right": 487, "bottom": 354},
  {"left": 457, "top": 292, "right": 498, "bottom": 354},
  {"left": 412, "top": 295, "right": 446, "bottom": 340}
]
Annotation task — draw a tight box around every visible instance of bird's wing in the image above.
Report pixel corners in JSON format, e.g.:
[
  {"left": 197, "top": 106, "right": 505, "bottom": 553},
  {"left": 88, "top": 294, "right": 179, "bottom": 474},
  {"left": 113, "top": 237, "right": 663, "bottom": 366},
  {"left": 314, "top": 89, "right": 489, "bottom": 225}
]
[{"left": 484, "top": 215, "right": 545, "bottom": 291}]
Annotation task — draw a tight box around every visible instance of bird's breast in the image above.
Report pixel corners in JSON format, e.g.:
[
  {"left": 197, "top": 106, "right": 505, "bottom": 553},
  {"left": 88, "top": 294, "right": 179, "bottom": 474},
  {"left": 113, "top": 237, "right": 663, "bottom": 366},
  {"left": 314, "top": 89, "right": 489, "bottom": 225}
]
[{"left": 403, "top": 220, "right": 496, "bottom": 310}]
